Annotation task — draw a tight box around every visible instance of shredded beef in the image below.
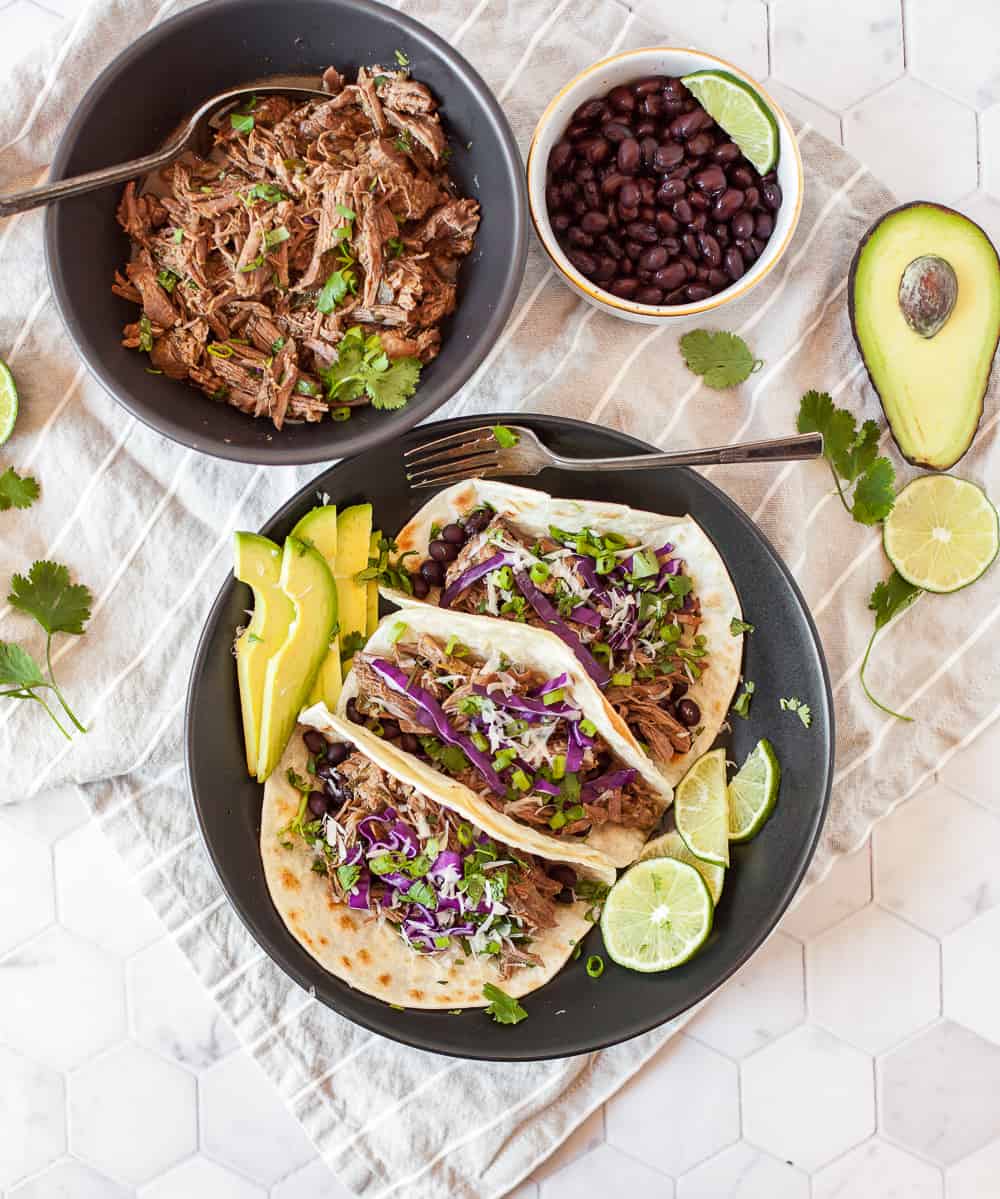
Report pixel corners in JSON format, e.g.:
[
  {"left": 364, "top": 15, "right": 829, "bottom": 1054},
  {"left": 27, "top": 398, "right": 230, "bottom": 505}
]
[{"left": 113, "top": 64, "right": 479, "bottom": 430}]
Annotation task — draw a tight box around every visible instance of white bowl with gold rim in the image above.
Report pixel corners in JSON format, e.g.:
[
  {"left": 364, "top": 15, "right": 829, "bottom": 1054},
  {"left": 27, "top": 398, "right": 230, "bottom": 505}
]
[{"left": 526, "top": 47, "right": 804, "bottom": 323}]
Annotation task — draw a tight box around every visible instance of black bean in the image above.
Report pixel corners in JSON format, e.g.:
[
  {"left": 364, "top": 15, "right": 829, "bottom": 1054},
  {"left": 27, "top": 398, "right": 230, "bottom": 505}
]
[
  {"left": 695, "top": 265, "right": 709, "bottom": 283},
  {"left": 707, "top": 268, "right": 729, "bottom": 289},
  {"left": 652, "top": 140, "right": 685, "bottom": 171},
  {"left": 600, "top": 233, "right": 624, "bottom": 259},
  {"left": 686, "top": 132, "right": 713, "bottom": 157},
  {"left": 592, "top": 255, "right": 616, "bottom": 282},
  {"left": 303, "top": 729, "right": 327, "bottom": 755},
  {"left": 683, "top": 232, "right": 700, "bottom": 261},
  {"left": 731, "top": 210, "right": 754, "bottom": 241},
  {"left": 601, "top": 171, "right": 627, "bottom": 196},
  {"left": 573, "top": 97, "right": 607, "bottom": 124},
  {"left": 693, "top": 165, "right": 727, "bottom": 194},
  {"left": 652, "top": 262, "right": 686, "bottom": 291},
  {"left": 410, "top": 573, "right": 429, "bottom": 599},
  {"left": 381, "top": 718, "right": 400, "bottom": 740},
  {"left": 712, "top": 141, "right": 741, "bottom": 164},
  {"left": 737, "top": 238, "right": 757, "bottom": 264},
  {"left": 567, "top": 248, "right": 597, "bottom": 274},
  {"left": 655, "top": 210, "right": 679, "bottom": 235},
  {"left": 582, "top": 136, "right": 611, "bottom": 166},
  {"left": 754, "top": 211, "right": 774, "bottom": 239},
  {"left": 639, "top": 204, "right": 656, "bottom": 222},
  {"left": 638, "top": 177, "right": 656, "bottom": 204},
  {"left": 667, "top": 163, "right": 692, "bottom": 181},
  {"left": 688, "top": 191, "right": 709, "bottom": 211},
  {"left": 656, "top": 178, "right": 686, "bottom": 205},
  {"left": 400, "top": 732, "right": 420, "bottom": 753},
  {"left": 617, "top": 203, "right": 639, "bottom": 223},
  {"left": 555, "top": 887, "right": 575, "bottom": 904},
  {"left": 697, "top": 231, "right": 721, "bottom": 267},
  {"left": 635, "top": 285, "right": 664, "bottom": 304},
  {"left": 552, "top": 211, "right": 571, "bottom": 233},
  {"left": 464, "top": 508, "right": 492, "bottom": 534},
  {"left": 566, "top": 226, "right": 594, "bottom": 249},
  {"left": 617, "top": 137, "right": 640, "bottom": 173},
  {"left": 730, "top": 165, "right": 754, "bottom": 189},
  {"left": 640, "top": 92, "right": 666, "bottom": 118},
  {"left": 663, "top": 77, "right": 688, "bottom": 102},
  {"left": 420, "top": 559, "right": 445, "bottom": 585},
  {"left": 633, "top": 76, "right": 667, "bottom": 96},
  {"left": 634, "top": 118, "right": 657, "bottom": 138},
  {"left": 566, "top": 120, "right": 592, "bottom": 141},
  {"left": 624, "top": 239, "right": 643, "bottom": 261},
  {"left": 429, "top": 538, "right": 458, "bottom": 563},
  {"left": 678, "top": 254, "right": 697, "bottom": 279},
  {"left": 676, "top": 697, "right": 701, "bottom": 726},
  {"left": 638, "top": 244, "right": 668, "bottom": 270},
  {"left": 743, "top": 186, "right": 760, "bottom": 210},
  {"left": 573, "top": 163, "right": 595, "bottom": 184},
  {"left": 548, "top": 864, "right": 578, "bottom": 888},
  {"left": 308, "top": 791, "right": 328, "bottom": 818},
  {"left": 713, "top": 188, "right": 744, "bottom": 221},
  {"left": 762, "top": 180, "right": 782, "bottom": 210},
  {"left": 608, "top": 84, "right": 636, "bottom": 112},
  {"left": 664, "top": 286, "right": 687, "bottom": 304},
  {"left": 581, "top": 210, "right": 609, "bottom": 234},
  {"left": 602, "top": 120, "right": 633, "bottom": 144},
  {"left": 545, "top": 182, "right": 562, "bottom": 211},
  {"left": 345, "top": 697, "right": 362, "bottom": 724},
  {"left": 639, "top": 136, "right": 659, "bottom": 168},
  {"left": 689, "top": 212, "right": 708, "bottom": 232},
  {"left": 672, "top": 198, "right": 693, "bottom": 224},
  {"left": 609, "top": 277, "right": 639, "bottom": 298},
  {"left": 750, "top": 236, "right": 766, "bottom": 256},
  {"left": 618, "top": 179, "right": 641, "bottom": 209},
  {"left": 685, "top": 283, "right": 711, "bottom": 301},
  {"left": 548, "top": 140, "right": 573, "bottom": 175}
]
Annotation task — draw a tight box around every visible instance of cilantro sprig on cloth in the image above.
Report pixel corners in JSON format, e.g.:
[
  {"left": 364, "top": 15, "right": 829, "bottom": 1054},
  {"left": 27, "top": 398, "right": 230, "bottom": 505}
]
[
  {"left": 861, "top": 570, "right": 922, "bottom": 722},
  {"left": 797, "top": 390, "right": 895, "bottom": 524},
  {"left": 482, "top": 983, "right": 527, "bottom": 1025},
  {"left": 319, "top": 327, "right": 422, "bottom": 411},
  {"left": 1, "top": 561, "right": 92, "bottom": 738},
  {"left": 0, "top": 467, "right": 39, "bottom": 511},
  {"left": 679, "top": 330, "right": 762, "bottom": 389}
]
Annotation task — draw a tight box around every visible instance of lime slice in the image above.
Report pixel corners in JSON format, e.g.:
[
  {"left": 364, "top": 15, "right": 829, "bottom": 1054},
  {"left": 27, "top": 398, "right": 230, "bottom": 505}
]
[
  {"left": 639, "top": 829, "right": 724, "bottom": 904},
  {"left": 601, "top": 857, "right": 713, "bottom": 972},
  {"left": 728, "top": 738, "right": 780, "bottom": 842},
  {"left": 674, "top": 747, "right": 730, "bottom": 867},
  {"left": 883, "top": 475, "right": 999, "bottom": 594},
  {"left": 0, "top": 359, "right": 18, "bottom": 446},
  {"left": 680, "top": 70, "right": 779, "bottom": 175}
]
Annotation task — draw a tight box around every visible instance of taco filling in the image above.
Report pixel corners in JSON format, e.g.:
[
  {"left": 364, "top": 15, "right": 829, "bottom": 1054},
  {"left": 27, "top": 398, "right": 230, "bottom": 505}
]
[
  {"left": 343, "top": 631, "right": 663, "bottom": 839},
  {"left": 284, "top": 734, "right": 604, "bottom": 979},
  {"left": 399, "top": 508, "right": 710, "bottom": 765}
]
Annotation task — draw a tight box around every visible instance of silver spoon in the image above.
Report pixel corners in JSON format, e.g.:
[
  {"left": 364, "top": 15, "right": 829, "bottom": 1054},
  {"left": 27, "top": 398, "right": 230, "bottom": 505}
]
[{"left": 0, "top": 85, "right": 329, "bottom": 219}]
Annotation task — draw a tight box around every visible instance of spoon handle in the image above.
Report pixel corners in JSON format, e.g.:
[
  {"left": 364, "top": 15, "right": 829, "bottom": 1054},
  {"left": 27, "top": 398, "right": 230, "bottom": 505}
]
[{"left": 0, "top": 147, "right": 177, "bottom": 218}]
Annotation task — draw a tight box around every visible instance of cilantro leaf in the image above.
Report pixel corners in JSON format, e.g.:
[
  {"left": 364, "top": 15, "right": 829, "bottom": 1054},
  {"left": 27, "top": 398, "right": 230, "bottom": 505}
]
[
  {"left": 8, "top": 561, "right": 92, "bottom": 635},
  {"left": 318, "top": 326, "right": 422, "bottom": 412},
  {"left": 851, "top": 457, "right": 896, "bottom": 525},
  {"left": 482, "top": 983, "right": 527, "bottom": 1025},
  {"left": 779, "top": 696, "right": 812, "bottom": 728},
  {"left": 732, "top": 679, "right": 755, "bottom": 718},
  {"left": 367, "top": 357, "right": 420, "bottom": 410},
  {"left": 797, "top": 390, "right": 896, "bottom": 523},
  {"left": 230, "top": 112, "right": 254, "bottom": 134},
  {"left": 679, "top": 330, "right": 762, "bottom": 389},
  {"left": 3, "top": 561, "right": 91, "bottom": 737},
  {"left": 0, "top": 642, "right": 45, "bottom": 690},
  {"left": 316, "top": 268, "right": 358, "bottom": 314},
  {"left": 730, "top": 617, "right": 754, "bottom": 636},
  {"left": 858, "top": 569, "right": 922, "bottom": 721},
  {"left": 492, "top": 425, "right": 519, "bottom": 448},
  {"left": 0, "top": 467, "right": 40, "bottom": 512},
  {"left": 340, "top": 631, "right": 366, "bottom": 660}
]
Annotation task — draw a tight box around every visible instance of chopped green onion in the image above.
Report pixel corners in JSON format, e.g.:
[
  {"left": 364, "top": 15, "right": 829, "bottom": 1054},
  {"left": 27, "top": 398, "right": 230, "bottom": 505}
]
[
  {"left": 529, "top": 561, "right": 550, "bottom": 584},
  {"left": 580, "top": 718, "right": 597, "bottom": 737},
  {"left": 610, "top": 672, "right": 633, "bottom": 687},
  {"left": 542, "top": 688, "right": 566, "bottom": 706},
  {"left": 206, "top": 342, "right": 234, "bottom": 359},
  {"left": 493, "top": 748, "right": 517, "bottom": 771},
  {"left": 457, "top": 823, "right": 473, "bottom": 847},
  {"left": 586, "top": 954, "right": 605, "bottom": 979},
  {"left": 296, "top": 379, "right": 319, "bottom": 396},
  {"left": 331, "top": 407, "right": 351, "bottom": 422},
  {"left": 171, "top": 228, "right": 184, "bottom": 243},
  {"left": 389, "top": 621, "right": 408, "bottom": 644},
  {"left": 394, "top": 48, "right": 410, "bottom": 66},
  {"left": 511, "top": 769, "right": 531, "bottom": 792},
  {"left": 471, "top": 731, "right": 489, "bottom": 752},
  {"left": 549, "top": 811, "right": 567, "bottom": 830},
  {"left": 491, "top": 424, "right": 519, "bottom": 448},
  {"left": 551, "top": 754, "right": 566, "bottom": 781}
]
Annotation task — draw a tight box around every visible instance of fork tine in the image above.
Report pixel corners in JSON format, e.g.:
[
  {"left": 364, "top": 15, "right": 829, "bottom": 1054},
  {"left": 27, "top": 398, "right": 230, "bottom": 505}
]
[
  {"left": 409, "top": 464, "right": 507, "bottom": 490},
  {"left": 404, "top": 438, "right": 501, "bottom": 470},
  {"left": 406, "top": 451, "right": 501, "bottom": 485},
  {"left": 402, "top": 426, "right": 496, "bottom": 460}
]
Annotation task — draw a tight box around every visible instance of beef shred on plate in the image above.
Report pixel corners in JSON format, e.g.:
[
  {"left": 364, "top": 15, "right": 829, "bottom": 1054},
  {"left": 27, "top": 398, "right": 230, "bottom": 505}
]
[{"left": 112, "top": 63, "right": 480, "bottom": 429}]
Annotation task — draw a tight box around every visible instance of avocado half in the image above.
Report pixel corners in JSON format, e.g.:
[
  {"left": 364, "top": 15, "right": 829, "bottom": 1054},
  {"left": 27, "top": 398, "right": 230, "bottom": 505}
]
[{"left": 849, "top": 202, "right": 1000, "bottom": 471}]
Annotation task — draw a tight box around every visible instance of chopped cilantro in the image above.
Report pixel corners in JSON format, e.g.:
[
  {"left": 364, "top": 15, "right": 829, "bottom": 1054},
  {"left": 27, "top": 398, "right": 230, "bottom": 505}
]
[
  {"left": 491, "top": 424, "right": 519, "bottom": 448},
  {"left": 264, "top": 225, "right": 290, "bottom": 249},
  {"left": 340, "top": 631, "right": 366, "bottom": 660},
  {"left": 679, "top": 329, "right": 762, "bottom": 389},
  {"left": 318, "top": 326, "right": 422, "bottom": 411},
  {"left": 243, "top": 182, "right": 287, "bottom": 204},
  {"left": 730, "top": 617, "right": 754, "bottom": 636},
  {"left": 230, "top": 112, "right": 254, "bottom": 134},
  {"left": 482, "top": 983, "right": 527, "bottom": 1025},
  {"left": 316, "top": 268, "right": 358, "bottom": 313},
  {"left": 138, "top": 315, "right": 153, "bottom": 353},
  {"left": 393, "top": 130, "right": 413, "bottom": 154},
  {"left": 732, "top": 679, "right": 755, "bottom": 719},
  {"left": 156, "top": 268, "right": 179, "bottom": 294},
  {"left": 779, "top": 696, "right": 812, "bottom": 728},
  {"left": 394, "top": 48, "right": 410, "bottom": 67}
]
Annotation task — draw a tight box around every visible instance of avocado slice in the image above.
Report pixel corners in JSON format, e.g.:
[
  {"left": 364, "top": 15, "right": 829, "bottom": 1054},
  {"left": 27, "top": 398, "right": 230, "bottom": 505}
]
[
  {"left": 233, "top": 533, "right": 294, "bottom": 777},
  {"left": 335, "top": 504, "right": 373, "bottom": 670},
  {"left": 849, "top": 202, "right": 1000, "bottom": 471},
  {"left": 290, "top": 505, "right": 343, "bottom": 709},
  {"left": 366, "top": 529, "right": 381, "bottom": 635},
  {"left": 256, "top": 537, "right": 338, "bottom": 782}
]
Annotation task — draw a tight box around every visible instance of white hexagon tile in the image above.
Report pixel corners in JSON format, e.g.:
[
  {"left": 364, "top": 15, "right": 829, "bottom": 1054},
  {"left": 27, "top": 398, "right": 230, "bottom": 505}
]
[{"left": 3, "top": 3, "right": 1000, "bottom": 1198}]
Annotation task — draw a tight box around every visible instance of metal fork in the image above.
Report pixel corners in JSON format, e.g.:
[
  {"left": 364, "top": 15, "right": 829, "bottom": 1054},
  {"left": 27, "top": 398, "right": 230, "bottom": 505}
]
[{"left": 404, "top": 425, "right": 824, "bottom": 489}]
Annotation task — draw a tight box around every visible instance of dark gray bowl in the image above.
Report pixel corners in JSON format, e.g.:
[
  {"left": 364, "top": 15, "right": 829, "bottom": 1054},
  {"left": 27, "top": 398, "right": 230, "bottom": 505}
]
[{"left": 44, "top": 0, "right": 527, "bottom": 464}]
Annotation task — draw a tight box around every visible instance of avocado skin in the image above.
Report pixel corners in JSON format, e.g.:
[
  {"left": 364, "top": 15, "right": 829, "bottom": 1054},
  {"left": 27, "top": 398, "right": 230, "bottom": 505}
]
[{"left": 848, "top": 201, "right": 1000, "bottom": 472}]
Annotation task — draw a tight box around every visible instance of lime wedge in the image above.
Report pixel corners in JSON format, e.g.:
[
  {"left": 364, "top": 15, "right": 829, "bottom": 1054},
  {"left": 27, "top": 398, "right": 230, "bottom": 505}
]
[
  {"left": 674, "top": 747, "right": 730, "bottom": 866},
  {"left": 681, "top": 70, "right": 779, "bottom": 175},
  {"left": 728, "top": 738, "right": 780, "bottom": 842},
  {"left": 0, "top": 359, "right": 18, "bottom": 446},
  {"left": 883, "top": 475, "right": 998, "bottom": 594},
  {"left": 639, "top": 829, "right": 724, "bottom": 904},
  {"left": 601, "top": 857, "right": 713, "bottom": 972}
]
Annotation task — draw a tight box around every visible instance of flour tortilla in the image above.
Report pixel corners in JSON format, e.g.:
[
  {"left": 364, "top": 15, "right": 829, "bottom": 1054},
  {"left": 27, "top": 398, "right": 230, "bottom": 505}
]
[
  {"left": 332, "top": 604, "right": 675, "bottom": 867},
  {"left": 262, "top": 718, "right": 614, "bottom": 1011},
  {"left": 383, "top": 479, "right": 744, "bottom": 785}
]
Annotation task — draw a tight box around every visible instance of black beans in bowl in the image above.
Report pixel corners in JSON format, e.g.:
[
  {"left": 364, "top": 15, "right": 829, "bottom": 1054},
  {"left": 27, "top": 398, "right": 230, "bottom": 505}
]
[{"left": 545, "top": 75, "right": 782, "bottom": 307}]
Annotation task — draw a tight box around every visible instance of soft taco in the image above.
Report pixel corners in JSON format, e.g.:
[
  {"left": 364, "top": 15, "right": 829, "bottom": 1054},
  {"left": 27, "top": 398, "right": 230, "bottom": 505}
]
[
  {"left": 320, "top": 604, "right": 674, "bottom": 867},
  {"left": 262, "top": 714, "right": 615, "bottom": 1010},
  {"left": 380, "top": 481, "right": 743, "bottom": 784}
]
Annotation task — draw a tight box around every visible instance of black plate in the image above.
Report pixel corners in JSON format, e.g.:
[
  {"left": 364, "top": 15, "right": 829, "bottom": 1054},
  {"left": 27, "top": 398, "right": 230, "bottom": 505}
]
[
  {"left": 186, "top": 414, "right": 833, "bottom": 1060},
  {"left": 45, "top": 0, "right": 527, "bottom": 465}
]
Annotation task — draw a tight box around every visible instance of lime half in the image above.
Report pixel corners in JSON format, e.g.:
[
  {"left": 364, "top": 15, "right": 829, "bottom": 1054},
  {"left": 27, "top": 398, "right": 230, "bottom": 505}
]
[
  {"left": 681, "top": 70, "right": 779, "bottom": 175},
  {"left": 601, "top": 857, "right": 713, "bottom": 972},
  {"left": 728, "top": 739, "right": 780, "bottom": 842},
  {"left": 674, "top": 747, "right": 730, "bottom": 867},
  {"left": 883, "top": 475, "right": 999, "bottom": 594},
  {"left": 0, "top": 359, "right": 18, "bottom": 446},
  {"left": 639, "top": 829, "right": 725, "bottom": 904}
]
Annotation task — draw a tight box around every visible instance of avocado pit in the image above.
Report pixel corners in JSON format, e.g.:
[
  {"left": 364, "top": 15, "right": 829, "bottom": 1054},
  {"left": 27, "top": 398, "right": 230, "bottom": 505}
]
[{"left": 899, "top": 254, "right": 958, "bottom": 338}]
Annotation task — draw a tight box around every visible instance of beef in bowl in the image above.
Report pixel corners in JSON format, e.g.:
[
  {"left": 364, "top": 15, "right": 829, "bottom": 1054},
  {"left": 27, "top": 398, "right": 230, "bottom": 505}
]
[{"left": 113, "top": 63, "right": 479, "bottom": 430}]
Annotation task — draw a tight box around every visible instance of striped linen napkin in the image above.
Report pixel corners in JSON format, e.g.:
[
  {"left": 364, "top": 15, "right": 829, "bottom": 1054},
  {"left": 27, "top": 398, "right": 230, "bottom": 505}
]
[{"left": 1, "top": 0, "right": 998, "bottom": 1195}]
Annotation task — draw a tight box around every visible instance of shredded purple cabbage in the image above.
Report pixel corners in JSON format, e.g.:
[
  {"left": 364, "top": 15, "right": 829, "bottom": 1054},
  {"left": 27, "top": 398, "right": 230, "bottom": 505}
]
[
  {"left": 512, "top": 568, "right": 611, "bottom": 687},
  {"left": 369, "top": 659, "right": 507, "bottom": 796},
  {"left": 347, "top": 870, "right": 371, "bottom": 910},
  {"left": 570, "top": 604, "right": 602, "bottom": 628},
  {"left": 580, "top": 767, "right": 636, "bottom": 804},
  {"left": 438, "top": 551, "right": 515, "bottom": 608}
]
